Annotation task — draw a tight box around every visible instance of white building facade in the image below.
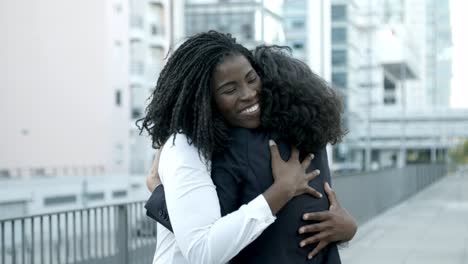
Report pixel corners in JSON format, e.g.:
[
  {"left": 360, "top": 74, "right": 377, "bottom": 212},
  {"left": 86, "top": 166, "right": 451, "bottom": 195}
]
[
  {"left": 283, "top": 0, "right": 331, "bottom": 79},
  {"left": 337, "top": 0, "right": 468, "bottom": 171},
  {"left": 0, "top": 0, "right": 131, "bottom": 178},
  {"left": 0, "top": 0, "right": 184, "bottom": 178},
  {"left": 128, "top": 0, "right": 184, "bottom": 174},
  {"left": 185, "top": 0, "right": 285, "bottom": 48}
]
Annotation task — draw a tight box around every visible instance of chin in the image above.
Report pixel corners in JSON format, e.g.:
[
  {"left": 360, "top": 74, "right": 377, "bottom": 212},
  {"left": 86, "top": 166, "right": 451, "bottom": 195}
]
[{"left": 241, "top": 120, "right": 261, "bottom": 129}]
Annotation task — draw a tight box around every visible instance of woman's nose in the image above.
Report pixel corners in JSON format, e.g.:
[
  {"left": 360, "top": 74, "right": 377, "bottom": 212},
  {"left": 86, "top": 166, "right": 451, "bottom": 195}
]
[{"left": 240, "top": 86, "right": 257, "bottom": 100}]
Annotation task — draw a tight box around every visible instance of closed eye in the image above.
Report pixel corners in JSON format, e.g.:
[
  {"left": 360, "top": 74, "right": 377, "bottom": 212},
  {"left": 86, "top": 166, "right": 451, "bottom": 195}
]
[
  {"left": 223, "top": 87, "right": 236, "bottom": 95},
  {"left": 247, "top": 76, "right": 257, "bottom": 84}
]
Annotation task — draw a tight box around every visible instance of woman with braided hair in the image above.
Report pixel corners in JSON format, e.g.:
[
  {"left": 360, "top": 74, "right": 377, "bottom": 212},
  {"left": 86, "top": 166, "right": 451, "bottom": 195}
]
[{"left": 139, "top": 31, "right": 356, "bottom": 264}]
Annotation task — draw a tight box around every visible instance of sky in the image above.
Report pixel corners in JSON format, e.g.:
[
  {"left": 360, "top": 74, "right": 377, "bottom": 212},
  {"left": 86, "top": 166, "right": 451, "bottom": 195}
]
[{"left": 449, "top": 0, "right": 468, "bottom": 108}]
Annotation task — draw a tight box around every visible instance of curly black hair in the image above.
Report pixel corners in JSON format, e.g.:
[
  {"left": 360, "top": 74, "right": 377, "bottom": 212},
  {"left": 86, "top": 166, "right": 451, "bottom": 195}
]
[
  {"left": 137, "top": 31, "right": 261, "bottom": 160},
  {"left": 138, "top": 31, "right": 345, "bottom": 161},
  {"left": 255, "top": 45, "right": 346, "bottom": 154}
]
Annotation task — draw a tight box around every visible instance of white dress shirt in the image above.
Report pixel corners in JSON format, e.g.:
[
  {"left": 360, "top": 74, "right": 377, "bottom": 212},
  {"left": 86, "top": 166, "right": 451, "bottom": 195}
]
[{"left": 152, "top": 133, "right": 276, "bottom": 264}]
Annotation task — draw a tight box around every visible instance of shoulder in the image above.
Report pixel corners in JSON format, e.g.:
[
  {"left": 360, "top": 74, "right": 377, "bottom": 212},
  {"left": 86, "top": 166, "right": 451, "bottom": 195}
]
[
  {"left": 160, "top": 133, "right": 208, "bottom": 180},
  {"left": 163, "top": 133, "right": 198, "bottom": 159}
]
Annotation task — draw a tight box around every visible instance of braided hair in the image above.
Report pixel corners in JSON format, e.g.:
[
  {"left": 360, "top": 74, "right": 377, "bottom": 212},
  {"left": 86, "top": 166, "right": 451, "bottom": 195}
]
[
  {"left": 256, "top": 45, "right": 346, "bottom": 154},
  {"left": 137, "top": 31, "right": 260, "bottom": 160}
]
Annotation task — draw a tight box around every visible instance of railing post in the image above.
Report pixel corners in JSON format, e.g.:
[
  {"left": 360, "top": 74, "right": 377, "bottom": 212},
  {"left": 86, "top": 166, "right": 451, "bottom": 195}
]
[{"left": 116, "top": 205, "right": 129, "bottom": 264}]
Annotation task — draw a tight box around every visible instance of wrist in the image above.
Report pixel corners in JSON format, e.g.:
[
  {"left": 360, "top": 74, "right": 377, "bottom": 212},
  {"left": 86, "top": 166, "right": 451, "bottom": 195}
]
[{"left": 272, "top": 180, "right": 295, "bottom": 200}]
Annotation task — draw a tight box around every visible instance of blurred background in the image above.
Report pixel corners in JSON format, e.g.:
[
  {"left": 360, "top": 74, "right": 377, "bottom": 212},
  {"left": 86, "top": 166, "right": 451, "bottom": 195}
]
[{"left": 1, "top": 0, "right": 467, "bottom": 263}]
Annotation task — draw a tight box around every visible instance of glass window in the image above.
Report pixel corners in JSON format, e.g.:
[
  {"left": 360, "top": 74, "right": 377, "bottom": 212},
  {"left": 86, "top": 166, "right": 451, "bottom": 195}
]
[
  {"left": 44, "top": 195, "right": 77, "bottom": 206},
  {"left": 332, "top": 49, "right": 347, "bottom": 66},
  {"left": 241, "top": 24, "right": 253, "bottom": 40},
  {"left": 293, "top": 41, "right": 304, "bottom": 50},
  {"left": 115, "top": 90, "right": 122, "bottom": 106},
  {"left": 291, "top": 19, "right": 305, "bottom": 29},
  {"left": 384, "top": 97, "right": 396, "bottom": 105},
  {"left": 113, "top": 190, "right": 128, "bottom": 198},
  {"left": 87, "top": 192, "right": 105, "bottom": 201},
  {"left": 384, "top": 76, "right": 396, "bottom": 91},
  {"left": 332, "top": 72, "right": 347, "bottom": 89},
  {"left": 332, "top": 5, "right": 347, "bottom": 21},
  {"left": 332, "top": 28, "right": 347, "bottom": 43}
]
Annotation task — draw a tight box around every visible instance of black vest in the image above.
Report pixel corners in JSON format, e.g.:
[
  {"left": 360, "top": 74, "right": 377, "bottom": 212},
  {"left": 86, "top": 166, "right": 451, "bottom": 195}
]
[{"left": 211, "top": 128, "right": 341, "bottom": 264}]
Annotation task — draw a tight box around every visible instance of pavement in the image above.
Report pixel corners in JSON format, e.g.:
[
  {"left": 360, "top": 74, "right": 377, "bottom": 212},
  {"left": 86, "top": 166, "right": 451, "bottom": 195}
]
[{"left": 340, "top": 170, "right": 468, "bottom": 264}]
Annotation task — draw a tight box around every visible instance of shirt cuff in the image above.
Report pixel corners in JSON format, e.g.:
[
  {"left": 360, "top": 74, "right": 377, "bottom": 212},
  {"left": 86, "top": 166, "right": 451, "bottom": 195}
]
[{"left": 243, "top": 195, "right": 276, "bottom": 224}]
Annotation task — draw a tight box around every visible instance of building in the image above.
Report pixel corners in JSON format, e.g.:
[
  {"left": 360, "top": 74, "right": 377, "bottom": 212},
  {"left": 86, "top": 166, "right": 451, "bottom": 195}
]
[
  {"left": 0, "top": 0, "right": 131, "bottom": 178},
  {"left": 0, "top": 0, "right": 185, "bottom": 217},
  {"left": 337, "top": 0, "right": 468, "bottom": 171},
  {"left": 283, "top": 0, "right": 331, "bottom": 79},
  {"left": 128, "top": 0, "right": 184, "bottom": 174},
  {"left": 0, "top": 0, "right": 184, "bottom": 178},
  {"left": 329, "top": 0, "right": 362, "bottom": 171},
  {"left": 185, "top": 0, "right": 285, "bottom": 48},
  {"left": 425, "top": 0, "right": 452, "bottom": 107}
]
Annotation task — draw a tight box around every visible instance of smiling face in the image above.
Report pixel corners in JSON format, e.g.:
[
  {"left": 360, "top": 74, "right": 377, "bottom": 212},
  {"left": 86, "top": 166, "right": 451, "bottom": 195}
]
[{"left": 211, "top": 54, "right": 262, "bottom": 129}]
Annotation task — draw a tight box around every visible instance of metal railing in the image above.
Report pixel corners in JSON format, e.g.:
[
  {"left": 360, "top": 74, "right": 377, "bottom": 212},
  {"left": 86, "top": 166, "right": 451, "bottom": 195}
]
[
  {"left": 333, "top": 163, "right": 447, "bottom": 224},
  {"left": 0, "top": 202, "right": 156, "bottom": 264},
  {"left": 0, "top": 163, "right": 448, "bottom": 263}
]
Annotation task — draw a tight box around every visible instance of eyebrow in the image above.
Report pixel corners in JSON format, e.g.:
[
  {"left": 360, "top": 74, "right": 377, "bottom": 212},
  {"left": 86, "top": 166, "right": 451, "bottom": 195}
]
[{"left": 216, "top": 69, "right": 255, "bottom": 91}]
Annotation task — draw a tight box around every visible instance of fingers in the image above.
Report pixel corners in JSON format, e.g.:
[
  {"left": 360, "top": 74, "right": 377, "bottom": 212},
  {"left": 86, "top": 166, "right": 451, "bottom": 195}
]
[
  {"left": 308, "top": 240, "right": 329, "bottom": 259},
  {"left": 291, "top": 145, "right": 300, "bottom": 161},
  {"left": 301, "top": 153, "right": 314, "bottom": 170},
  {"left": 298, "top": 222, "right": 329, "bottom": 234},
  {"left": 306, "top": 169, "right": 320, "bottom": 182},
  {"left": 305, "top": 186, "right": 323, "bottom": 199},
  {"left": 324, "top": 182, "right": 339, "bottom": 210},
  {"left": 269, "top": 140, "right": 282, "bottom": 161},
  {"left": 299, "top": 231, "right": 328, "bottom": 247},
  {"left": 303, "top": 211, "right": 329, "bottom": 221}
]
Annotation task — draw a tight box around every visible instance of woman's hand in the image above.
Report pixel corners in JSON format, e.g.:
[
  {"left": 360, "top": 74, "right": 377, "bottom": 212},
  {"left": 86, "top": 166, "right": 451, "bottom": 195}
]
[
  {"left": 298, "top": 182, "right": 357, "bottom": 259},
  {"left": 269, "top": 140, "right": 322, "bottom": 199},
  {"left": 146, "top": 149, "right": 163, "bottom": 192}
]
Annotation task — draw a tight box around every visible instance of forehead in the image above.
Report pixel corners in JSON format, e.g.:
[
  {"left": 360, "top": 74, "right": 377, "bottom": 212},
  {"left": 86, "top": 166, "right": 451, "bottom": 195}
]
[{"left": 212, "top": 55, "right": 253, "bottom": 81}]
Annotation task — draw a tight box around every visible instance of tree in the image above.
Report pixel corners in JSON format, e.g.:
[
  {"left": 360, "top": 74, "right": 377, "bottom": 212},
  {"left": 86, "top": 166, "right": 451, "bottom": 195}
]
[{"left": 450, "top": 140, "right": 468, "bottom": 164}]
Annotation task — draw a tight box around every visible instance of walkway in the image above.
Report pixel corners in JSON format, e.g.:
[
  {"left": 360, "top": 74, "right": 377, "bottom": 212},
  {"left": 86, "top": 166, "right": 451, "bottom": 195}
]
[{"left": 340, "top": 170, "right": 468, "bottom": 264}]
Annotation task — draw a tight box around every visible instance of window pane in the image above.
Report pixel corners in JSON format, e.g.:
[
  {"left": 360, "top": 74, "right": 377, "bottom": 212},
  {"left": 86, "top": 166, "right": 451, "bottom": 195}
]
[
  {"left": 332, "top": 5, "right": 347, "bottom": 21},
  {"left": 332, "top": 72, "right": 347, "bottom": 89},
  {"left": 332, "top": 49, "right": 347, "bottom": 66},
  {"left": 332, "top": 28, "right": 347, "bottom": 43}
]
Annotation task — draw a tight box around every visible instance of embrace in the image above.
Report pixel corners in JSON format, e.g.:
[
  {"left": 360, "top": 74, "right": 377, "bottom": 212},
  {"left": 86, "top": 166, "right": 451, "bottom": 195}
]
[{"left": 138, "top": 31, "right": 357, "bottom": 264}]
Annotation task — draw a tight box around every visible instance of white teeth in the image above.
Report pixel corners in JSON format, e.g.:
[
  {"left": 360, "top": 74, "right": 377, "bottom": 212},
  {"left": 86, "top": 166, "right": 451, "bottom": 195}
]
[{"left": 242, "top": 104, "right": 259, "bottom": 114}]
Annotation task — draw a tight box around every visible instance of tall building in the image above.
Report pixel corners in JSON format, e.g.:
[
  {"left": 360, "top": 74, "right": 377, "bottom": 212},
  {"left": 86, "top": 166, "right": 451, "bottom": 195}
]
[
  {"left": 185, "top": 0, "right": 285, "bottom": 48},
  {"left": 283, "top": 0, "right": 331, "bottom": 78},
  {"left": 329, "top": 0, "right": 362, "bottom": 171},
  {"left": 0, "top": 0, "right": 131, "bottom": 178},
  {"left": 0, "top": 0, "right": 183, "bottom": 178},
  {"left": 128, "top": 0, "right": 184, "bottom": 174},
  {"left": 339, "top": 0, "right": 467, "bottom": 170},
  {"left": 425, "top": 0, "right": 452, "bottom": 107}
]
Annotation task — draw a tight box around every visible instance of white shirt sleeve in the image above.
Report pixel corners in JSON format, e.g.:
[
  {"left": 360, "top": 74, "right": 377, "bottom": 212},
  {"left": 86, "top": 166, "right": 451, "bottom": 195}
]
[{"left": 159, "top": 133, "right": 276, "bottom": 264}]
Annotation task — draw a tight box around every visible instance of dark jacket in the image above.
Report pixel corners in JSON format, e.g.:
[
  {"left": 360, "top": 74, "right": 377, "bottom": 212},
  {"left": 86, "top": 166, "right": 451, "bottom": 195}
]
[{"left": 146, "top": 128, "right": 341, "bottom": 263}]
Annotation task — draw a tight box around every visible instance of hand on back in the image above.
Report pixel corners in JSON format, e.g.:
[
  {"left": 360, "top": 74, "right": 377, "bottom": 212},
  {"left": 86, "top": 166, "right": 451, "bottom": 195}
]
[{"left": 269, "top": 140, "right": 322, "bottom": 199}]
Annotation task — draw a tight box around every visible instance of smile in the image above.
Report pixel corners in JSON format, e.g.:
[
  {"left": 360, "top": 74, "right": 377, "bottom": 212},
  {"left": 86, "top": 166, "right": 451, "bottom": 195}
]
[{"left": 240, "top": 103, "right": 260, "bottom": 114}]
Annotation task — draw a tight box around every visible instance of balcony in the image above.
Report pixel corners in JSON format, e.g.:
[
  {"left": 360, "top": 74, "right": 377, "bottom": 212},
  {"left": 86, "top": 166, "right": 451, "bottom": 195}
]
[
  {"left": 375, "top": 26, "right": 418, "bottom": 80},
  {"left": 129, "top": 15, "right": 145, "bottom": 40},
  {"left": 148, "top": 24, "right": 165, "bottom": 47}
]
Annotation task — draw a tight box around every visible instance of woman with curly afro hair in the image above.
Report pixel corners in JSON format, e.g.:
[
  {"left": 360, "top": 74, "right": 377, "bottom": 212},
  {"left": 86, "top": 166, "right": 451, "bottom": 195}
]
[{"left": 140, "top": 31, "right": 356, "bottom": 264}]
